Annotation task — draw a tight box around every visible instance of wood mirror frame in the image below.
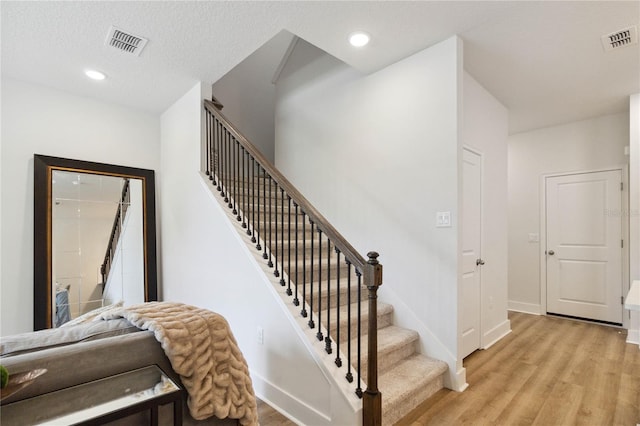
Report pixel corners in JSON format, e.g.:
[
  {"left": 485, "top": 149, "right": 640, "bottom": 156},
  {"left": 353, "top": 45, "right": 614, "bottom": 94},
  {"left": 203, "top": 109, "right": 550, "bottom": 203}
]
[{"left": 33, "top": 154, "right": 158, "bottom": 330}]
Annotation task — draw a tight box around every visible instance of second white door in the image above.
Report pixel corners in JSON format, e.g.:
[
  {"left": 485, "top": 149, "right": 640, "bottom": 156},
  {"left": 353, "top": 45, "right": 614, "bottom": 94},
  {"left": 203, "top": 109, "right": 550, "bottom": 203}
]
[{"left": 546, "top": 170, "right": 623, "bottom": 324}]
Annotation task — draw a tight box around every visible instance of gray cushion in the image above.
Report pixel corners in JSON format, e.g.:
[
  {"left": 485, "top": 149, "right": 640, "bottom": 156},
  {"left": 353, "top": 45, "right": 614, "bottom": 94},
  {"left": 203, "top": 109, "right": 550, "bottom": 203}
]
[{"left": 0, "top": 319, "right": 140, "bottom": 357}]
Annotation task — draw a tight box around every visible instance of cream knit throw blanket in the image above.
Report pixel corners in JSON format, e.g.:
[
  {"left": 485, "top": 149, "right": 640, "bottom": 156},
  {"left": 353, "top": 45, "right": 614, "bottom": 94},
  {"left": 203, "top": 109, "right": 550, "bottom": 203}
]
[{"left": 100, "top": 302, "right": 258, "bottom": 425}]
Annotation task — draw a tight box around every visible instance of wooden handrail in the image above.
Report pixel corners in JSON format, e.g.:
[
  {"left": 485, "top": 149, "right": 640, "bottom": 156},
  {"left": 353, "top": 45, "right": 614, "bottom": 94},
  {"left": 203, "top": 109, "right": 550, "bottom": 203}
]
[{"left": 204, "top": 99, "right": 367, "bottom": 272}]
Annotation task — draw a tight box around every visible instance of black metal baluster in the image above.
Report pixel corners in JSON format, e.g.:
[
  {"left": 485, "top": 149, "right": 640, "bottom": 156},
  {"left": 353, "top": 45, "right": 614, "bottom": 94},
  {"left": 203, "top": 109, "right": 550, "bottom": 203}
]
[
  {"left": 245, "top": 151, "right": 251, "bottom": 232},
  {"left": 325, "top": 237, "right": 332, "bottom": 354},
  {"left": 308, "top": 221, "right": 315, "bottom": 328},
  {"left": 225, "top": 131, "right": 231, "bottom": 206},
  {"left": 261, "top": 169, "right": 266, "bottom": 257},
  {"left": 221, "top": 127, "right": 227, "bottom": 202},
  {"left": 286, "top": 195, "right": 292, "bottom": 294},
  {"left": 216, "top": 120, "right": 221, "bottom": 192},
  {"left": 256, "top": 164, "right": 262, "bottom": 251},
  {"left": 205, "top": 112, "right": 211, "bottom": 177},
  {"left": 316, "top": 228, "right": 323, "bottom": 342},
  {"left": 345, "top": 261, "right": 353, "bottom": 383},
  {"left": 356, "top": 269, "right": 363, "bottom": 398},
  {"left": 301, "top": 213, "right": 308, "bottom": 317},
  {"left": 267, "top": 176, "right": 273, "bottom": 267},
  {"left": 211, "top": 115, "right": 215, "bottom": 181},
  {"left": 234, "top": 140, "right": 240, "bottom": 221},
  {"left": 335, "top": 249, "right": 342, "bottom": 367},
  {"left": 241, "top": 147, "right": 247, "bottom": 229},
  {"left": 251, "top": 158, "right": 256, "bottom": 243},
  {"left": 211, "top": 115, "right": 220, "bottom": 186},
  {"left": 278, "top": 188, "right": 284, "bottom": 284},
  {"left": 293, "top": 202, "right": 299, "bottom": 306},
  {"left": 231, "top": 137, "right": 236, "bottom": 212},
  {"left": 244, "top": 151, "right": 250, "bottom": 234},
  {"left": 274, "top": 185, "right": 280, "bottom": 278}
]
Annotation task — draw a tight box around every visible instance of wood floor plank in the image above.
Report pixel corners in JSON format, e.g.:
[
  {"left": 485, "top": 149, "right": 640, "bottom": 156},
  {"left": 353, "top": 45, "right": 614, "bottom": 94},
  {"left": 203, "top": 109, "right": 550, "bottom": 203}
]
[{"left": 395, "top": 312, "right": 640, "bottom": 426}]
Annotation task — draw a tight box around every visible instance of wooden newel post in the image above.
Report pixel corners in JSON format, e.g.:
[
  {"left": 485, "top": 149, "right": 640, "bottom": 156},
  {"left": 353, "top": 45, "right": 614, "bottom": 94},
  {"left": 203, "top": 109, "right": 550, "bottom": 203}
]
[{"left": 363, "top": 251, "right": 383, "bottom": 426}]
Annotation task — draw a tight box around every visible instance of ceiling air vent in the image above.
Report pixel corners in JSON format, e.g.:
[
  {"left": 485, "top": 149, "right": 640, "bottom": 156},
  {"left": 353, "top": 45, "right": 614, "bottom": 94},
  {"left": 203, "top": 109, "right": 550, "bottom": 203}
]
[
  {"left": 601, "top": 26, "right": 638, "bottom": 52},
  {"left": 105, "top": 26, "right": 148, "bottom": 56}
]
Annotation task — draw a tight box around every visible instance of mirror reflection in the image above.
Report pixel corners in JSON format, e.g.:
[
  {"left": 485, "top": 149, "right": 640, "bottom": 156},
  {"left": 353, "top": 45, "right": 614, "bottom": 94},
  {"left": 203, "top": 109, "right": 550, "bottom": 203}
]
[{"left": 51, "top": 171, "right": 145, "bottom": 326}]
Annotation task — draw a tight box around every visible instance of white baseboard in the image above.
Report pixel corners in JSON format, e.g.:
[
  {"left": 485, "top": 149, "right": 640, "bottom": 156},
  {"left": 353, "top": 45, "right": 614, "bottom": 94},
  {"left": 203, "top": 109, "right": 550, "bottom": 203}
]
[
  {"left": 482, "top": 319, "right": 512, "bottom": 350},
  {"left": 508, "top": 300, "right": 541, "bottom": 315},
  {"left": 627, "top": 329, "right": 640, "bottom": 346}
]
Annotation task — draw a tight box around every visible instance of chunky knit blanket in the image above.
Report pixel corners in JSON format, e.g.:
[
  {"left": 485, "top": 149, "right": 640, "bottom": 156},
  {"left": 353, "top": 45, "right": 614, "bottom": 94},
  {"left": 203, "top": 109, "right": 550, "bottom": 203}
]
[{"left": 100, "top": 302, "right": 258, "bottom": 425}]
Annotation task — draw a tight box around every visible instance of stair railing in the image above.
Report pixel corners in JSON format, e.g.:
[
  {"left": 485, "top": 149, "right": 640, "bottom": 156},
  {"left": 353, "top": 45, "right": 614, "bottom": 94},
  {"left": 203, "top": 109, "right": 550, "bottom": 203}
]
[
  {"left": 100, "top": 178, "right": 131, "bottom": 287},
  {"left": 204, "top": 98, "right": 382, "bottom": 425}
]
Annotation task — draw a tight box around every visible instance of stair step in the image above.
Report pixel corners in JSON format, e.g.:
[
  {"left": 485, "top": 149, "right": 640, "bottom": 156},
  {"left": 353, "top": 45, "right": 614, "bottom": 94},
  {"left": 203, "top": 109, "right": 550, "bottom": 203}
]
[
  {"left": 273, "top": 257, "right": 353, "bottom": 280},
  {"left": 255, "top": 222, "right": 316, "bottom": 236},
  {"left": 293, "top": 281, "right": 367, "bottom": 310},
  {"left": 356, "top": 326, "right": 419, "bottom": 375},
  {"left": 317, "top": 302, "right": 393, "bottom": 344},
  {"left": 380, "top": 354, "right": 448, "bottom": 426}
]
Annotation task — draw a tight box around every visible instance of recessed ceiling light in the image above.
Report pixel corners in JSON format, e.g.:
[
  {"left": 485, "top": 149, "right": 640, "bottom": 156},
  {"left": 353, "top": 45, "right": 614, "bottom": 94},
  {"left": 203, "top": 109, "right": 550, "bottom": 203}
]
[
  {"left": 349, "top": 31, "right": 370, "bottom": 48},
  {"left": 85, "top": 69, "right": 106, "bottom": 81}
]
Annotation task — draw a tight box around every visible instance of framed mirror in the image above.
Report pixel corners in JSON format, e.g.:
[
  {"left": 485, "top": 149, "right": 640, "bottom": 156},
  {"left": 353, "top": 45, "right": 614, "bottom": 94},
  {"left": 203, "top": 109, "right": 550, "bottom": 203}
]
[{"left": 34, "top": 155, "right": 157, "bottom": 330}]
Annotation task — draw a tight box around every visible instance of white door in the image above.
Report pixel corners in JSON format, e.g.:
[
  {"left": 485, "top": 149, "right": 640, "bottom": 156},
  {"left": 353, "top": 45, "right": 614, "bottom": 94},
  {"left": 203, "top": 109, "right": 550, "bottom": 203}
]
[
  {"left": 546, "top": 170, "right": 623, "bottom": 324},
  {"left": 462, "top": 149, "right": 482, "bottom": 358}
]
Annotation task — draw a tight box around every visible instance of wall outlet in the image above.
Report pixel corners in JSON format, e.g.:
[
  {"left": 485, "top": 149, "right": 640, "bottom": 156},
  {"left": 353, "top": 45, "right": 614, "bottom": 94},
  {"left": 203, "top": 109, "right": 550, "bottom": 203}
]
[
  {"left": 528, "top": 233, "right": 539, "bottom": 243},
  {"left": 257, "top": 326, "right": 264, "bottom": 345}
]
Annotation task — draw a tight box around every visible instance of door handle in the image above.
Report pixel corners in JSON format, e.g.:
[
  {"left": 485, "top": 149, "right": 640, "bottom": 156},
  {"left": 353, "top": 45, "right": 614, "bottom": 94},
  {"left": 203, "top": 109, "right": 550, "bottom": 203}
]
[
  {"left": 476, "top": 259, "right": 485, "bottom": 266},
  {"left": 548, "top": 250, "right": 555, "bottom": 256}
]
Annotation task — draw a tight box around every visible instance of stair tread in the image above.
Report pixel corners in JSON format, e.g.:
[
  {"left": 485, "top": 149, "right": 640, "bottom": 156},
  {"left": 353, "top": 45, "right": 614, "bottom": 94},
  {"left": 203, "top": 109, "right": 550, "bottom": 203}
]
[
  {"left": 356, "top": 325, "right": 419, "bottom": 358},
  {"left": 328, "top": 300, "right": 393, "bottom": 319},
  {"left": 380, "top": 354, "right": 448, "bottom": 406}
]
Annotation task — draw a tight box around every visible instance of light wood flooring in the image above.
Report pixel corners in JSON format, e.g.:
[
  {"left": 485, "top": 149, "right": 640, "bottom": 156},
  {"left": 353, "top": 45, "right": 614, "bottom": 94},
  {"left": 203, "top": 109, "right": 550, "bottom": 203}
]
[
  {"left": 397, "top": 311, "right": 640, "bottom": 425},
  {"left": 257, "top": 398, "right": 297, "bottom": 426}
]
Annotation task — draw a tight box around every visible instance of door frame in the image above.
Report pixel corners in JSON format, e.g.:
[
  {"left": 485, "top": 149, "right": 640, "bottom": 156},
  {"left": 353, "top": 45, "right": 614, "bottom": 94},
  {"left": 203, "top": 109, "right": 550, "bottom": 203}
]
[{"left": 539, "top": 166, "right": 629, "bottom": 328}]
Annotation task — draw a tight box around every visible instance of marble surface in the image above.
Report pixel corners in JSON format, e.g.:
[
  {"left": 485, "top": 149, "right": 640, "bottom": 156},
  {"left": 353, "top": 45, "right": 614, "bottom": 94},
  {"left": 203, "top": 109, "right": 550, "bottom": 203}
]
[{"left": 624, "top": 280, "right": 640, "bottom": 311}]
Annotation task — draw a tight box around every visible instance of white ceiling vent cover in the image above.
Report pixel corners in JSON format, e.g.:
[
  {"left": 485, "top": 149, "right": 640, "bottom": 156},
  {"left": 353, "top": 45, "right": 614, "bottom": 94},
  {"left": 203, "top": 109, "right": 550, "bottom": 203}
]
[
  {"left": 601, "top": 26, "right": 638, "bottom": 51},
  {"left": 105, "top": 26, "right": 148, "bottom": 56}
]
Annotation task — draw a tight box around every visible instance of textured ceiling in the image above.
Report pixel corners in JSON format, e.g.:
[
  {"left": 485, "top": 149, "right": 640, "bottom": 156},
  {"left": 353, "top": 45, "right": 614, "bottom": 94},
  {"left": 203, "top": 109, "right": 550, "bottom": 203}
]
[{"left": 2, "top": 1, "right": 639, "bottom": 134}]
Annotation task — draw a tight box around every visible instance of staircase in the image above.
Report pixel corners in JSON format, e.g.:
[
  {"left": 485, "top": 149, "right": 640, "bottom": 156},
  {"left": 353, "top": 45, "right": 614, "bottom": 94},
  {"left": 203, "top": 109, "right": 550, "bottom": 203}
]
[{"left": 203, "top": 99, "right": 447, "bottom": 425}]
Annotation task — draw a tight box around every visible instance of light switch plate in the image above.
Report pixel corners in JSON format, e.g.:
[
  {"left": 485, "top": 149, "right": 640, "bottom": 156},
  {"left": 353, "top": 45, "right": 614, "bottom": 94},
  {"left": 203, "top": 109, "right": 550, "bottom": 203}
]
[
  {"left": 528, "top": 233, "right": 539, "bottom": 242},
  {"left": 436, "top": 211, "right": 451, "bottom": 227}
]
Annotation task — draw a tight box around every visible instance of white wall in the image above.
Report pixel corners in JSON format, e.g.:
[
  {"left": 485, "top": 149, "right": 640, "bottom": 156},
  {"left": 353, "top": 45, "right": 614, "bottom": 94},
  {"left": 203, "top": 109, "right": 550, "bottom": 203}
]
[
  {"left": 508, "top": 113, "right": 629, "bottom": 315},
  {"left": 630, "top": 94, "right": 640, "bottom": 284},
  {"left": 275, "top": 37, "right": 464, "bottom": 388},
  {"left": 628, "top": 93, "right": 640, "bottom": 344},
  {"left": 0, "top": 78, "right": 160, "bottom": 336},
  {"left": 461, "top": 72, "right": 511, "bottom": 350},
  {"left": 53, "top": 208, "right": 113, "bottom": 318},
  {"left": 103, "top": 179, "right": 145, "bottom": 307},
  {"left": 211, "top": 31, "right": 297, "bottom": 164},
  {"left": 159, "top": 83, "right": 358, "bottom": 425}
]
